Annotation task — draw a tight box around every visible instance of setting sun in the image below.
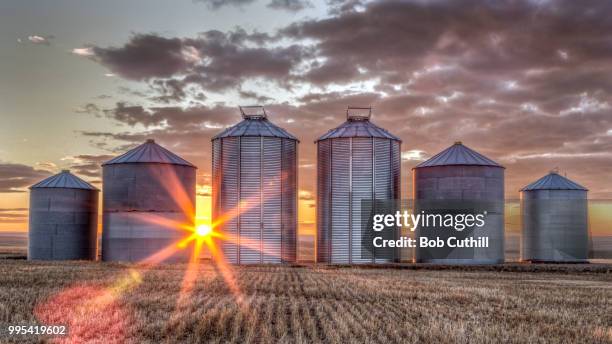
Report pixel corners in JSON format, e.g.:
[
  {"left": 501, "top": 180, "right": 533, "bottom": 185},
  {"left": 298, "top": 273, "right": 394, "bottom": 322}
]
[{"left": 195, "top": 224, "right": 212, "bottom": 237}]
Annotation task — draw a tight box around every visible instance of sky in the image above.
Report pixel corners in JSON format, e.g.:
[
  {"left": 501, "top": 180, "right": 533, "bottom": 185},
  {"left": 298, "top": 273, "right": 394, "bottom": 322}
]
[{"left": 1, "top": 0, "right": 612, "bottom": 237}]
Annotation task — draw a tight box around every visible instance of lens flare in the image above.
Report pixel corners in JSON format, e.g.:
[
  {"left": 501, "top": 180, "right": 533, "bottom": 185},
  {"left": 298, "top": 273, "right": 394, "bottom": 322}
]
[{"left": 195, "top": 224, "right": 212, "bottom": 237}]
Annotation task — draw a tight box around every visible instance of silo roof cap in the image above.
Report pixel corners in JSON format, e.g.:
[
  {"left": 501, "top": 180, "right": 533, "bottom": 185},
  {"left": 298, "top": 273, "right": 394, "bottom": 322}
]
[
  {"left": 521, "top": 171, "right": 587, "bottom": 191},
  {"left": 212, "top": 106, "right": 298, "bottom": 141},
  {"left": 415, "top": 142, "right": 503, "bottom": 168},
  {"left": 30, "top": 170, "right": 98, "bottom": 190},
  {"left": 103, "top": 139, "right": 196, "bottom": 167},
  {"left": 316, "top": 107, "right": 401, "bottom": 142}
]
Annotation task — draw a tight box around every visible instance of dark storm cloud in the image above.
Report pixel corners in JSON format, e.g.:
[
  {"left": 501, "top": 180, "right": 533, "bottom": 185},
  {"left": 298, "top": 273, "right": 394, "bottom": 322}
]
[
  {"left": 267, "top": 0, "right": 313, "bottom": 12},
  {"left": 86, "top": 30, "right": 307, "bottom": 93},
  {"left": 91, "top": 34, "right": 189, "bottom": 80},
  {"left": 0, "top": 163, "right": 52, "bottom": 193},
  {"left": 102, "top": 102, "right": 238, "bottom": 130},
  {"left": 281, "top": 0, "right": 612, "bottom": 87}
]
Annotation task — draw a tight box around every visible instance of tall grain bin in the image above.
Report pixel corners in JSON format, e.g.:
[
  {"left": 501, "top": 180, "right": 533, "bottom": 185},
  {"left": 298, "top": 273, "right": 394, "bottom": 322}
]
[
  {"left": 520, "top": 171, "right": 588, "bottom": 262},
  {"left": 316, "top": 107, "right": 401, "bottom": 264},
  {"left": 212, "top": 106, "right": 298, "bottom": 264},
  {"left": 28, "top": 170, "right": 98, "bottom": 260},
  {"left": 413, "top": 142, "right": 505, "bottom": 264},
  {"left": 102, "top": 139, "right": 196, "bottom": 262}
]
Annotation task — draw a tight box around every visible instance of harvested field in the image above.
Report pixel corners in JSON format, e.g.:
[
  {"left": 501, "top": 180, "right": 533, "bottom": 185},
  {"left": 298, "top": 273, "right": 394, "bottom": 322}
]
[{"left": 0, "top": 260, "right": 610, "bottom": 343}]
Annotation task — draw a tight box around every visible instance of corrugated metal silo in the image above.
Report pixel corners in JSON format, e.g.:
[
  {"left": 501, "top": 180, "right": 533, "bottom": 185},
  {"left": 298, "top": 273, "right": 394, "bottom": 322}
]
[
  {"left": 413, "top": 142, "right": 505, "bottom": 264},
  {"left": 520, "top": 171, "right": 588, "bottom": 262},
  {"left": 316, "top": 107, "right": 401, "bottom": 264},
  {"left": 212, "top": 106, "right": 298, "bottom": 264},
  {"left": 28, "top": 170, "right": 98, "bottom": 260},
  {"left": 102, "top": 139, "right": 196, "bottom": 262}
]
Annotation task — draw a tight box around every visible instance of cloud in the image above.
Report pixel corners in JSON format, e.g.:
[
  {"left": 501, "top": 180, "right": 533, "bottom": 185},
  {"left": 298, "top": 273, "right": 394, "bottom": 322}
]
[
  {"left": 77, "top": 31, "right": 307, "bottom": 94},
  {"left": 299, "top": 190, "right": 315, "bottom": 201},
  {"left": 72, "top": 47, "right": 95, "bottom": 56},
  {"left": 90, "top": 35, "right": 189, "bottom": 80},
  {"left": 267, "top": 0, "right": 313, "bottom": 12},
  {"left": 194, "top": 0, "right": 256, "bottom": 9},
  {"left": 73, "top": 0, "right": 612, "bottom": 198},
  {"left": 74, "top": 103, "right": 101, "bottom": 115},
  {"left": 24, "top": 34, "right": 54, "bottom": 45},
  {"left": 62, "top": 154, "right": 115, "bottom": 178},
  {"left": 0, "top": 163, "right": 52, "bottom": 193}
]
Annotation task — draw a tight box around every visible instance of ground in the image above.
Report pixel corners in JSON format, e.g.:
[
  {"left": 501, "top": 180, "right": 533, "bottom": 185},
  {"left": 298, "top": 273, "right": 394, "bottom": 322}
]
[{"left": 0, "top": 260, "right": 610, "bottom": 343}]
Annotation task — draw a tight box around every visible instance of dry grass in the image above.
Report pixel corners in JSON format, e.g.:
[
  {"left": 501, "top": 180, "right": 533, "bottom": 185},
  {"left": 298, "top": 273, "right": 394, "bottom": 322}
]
[{"left": 0, "top": 260, "right": 610, "bottom": 344}]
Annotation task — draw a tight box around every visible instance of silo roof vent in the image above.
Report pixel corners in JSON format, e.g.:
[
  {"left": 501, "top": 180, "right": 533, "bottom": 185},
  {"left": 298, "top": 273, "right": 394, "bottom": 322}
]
[
  {"left": 521, "top": 172, "right": 587, "bottom": 191},
  {"left": 346, "top": 106, "right": 372, "bottom": 121},
  {"left": 316, "top": 107, "right": 400, "bottom": 142},
  {"left": 102, "top": 139, "right": 196, "bottom": 167},
  {"left": 30, "top": 170, "right": 98, "bottom": 190},
  {"left": 240, "top": 105, "right": 267, "bottom": 119},
  {"left": 212, "top": 107, "right": 298, "bottom": 141},
  {"left": 415, "top": 142, "right": 503, "bottom": 168}
]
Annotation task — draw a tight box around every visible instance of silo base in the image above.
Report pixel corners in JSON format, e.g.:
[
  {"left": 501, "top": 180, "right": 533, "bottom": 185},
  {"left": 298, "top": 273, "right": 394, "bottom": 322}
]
[
  {"left": 415, "top": 258, "right": 505, "bottom": 265},
  {"left": 521, "top": 259, "right": 589, "bottom": 264}
]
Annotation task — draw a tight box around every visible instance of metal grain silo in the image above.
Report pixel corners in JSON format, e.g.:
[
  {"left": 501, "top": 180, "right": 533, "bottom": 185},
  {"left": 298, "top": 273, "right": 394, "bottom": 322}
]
[
  {"left": 520, "top": 171, "right": 588, "bottom": 262},
  {"left": 316, "top": 107, "right": 401, "bottom": 264},
  {"left": 102, "top": 139, "right": 196, "bottom": 263},
  {"left": 28, "top": 170, "right": 98, "bottom": 260},
  {"left": 413, "top": 142, "right": 505, "bottom": 264},
  {"left": 212, "top": 106, "right": 298, "bottom": 264}
]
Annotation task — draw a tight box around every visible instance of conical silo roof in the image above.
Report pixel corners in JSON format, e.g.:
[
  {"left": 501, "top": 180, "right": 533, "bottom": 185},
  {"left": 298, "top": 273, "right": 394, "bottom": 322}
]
[
  {"left": 212, "top": 106, "right": 298, "bottom": 141},
  {"left": 30, "top": 170, "right": 98, "bottom": 190},
  {"left": 521, "top": 171, "right": 587, "bottom": 191},
  {"left": 415, "top": 142, "right": 503, "bottom": 168},
  {"left": 316, "top": 107, "right": 401, "bottom": 142},
  {"left": 102, "top": 139, "right": 196, "bottom": 167}
]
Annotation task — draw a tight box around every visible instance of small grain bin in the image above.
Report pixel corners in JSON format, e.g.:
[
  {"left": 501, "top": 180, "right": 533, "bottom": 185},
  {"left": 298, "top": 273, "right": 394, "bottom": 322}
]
[
  {"left": 28, "top": 170, "right": 98, "bottom": 260},
  {"left": 520, "top": 171, "right": 589, "bottom": 262},
  {"left": 413, "top": 142, "right": 505, "bottom": 264},
  {"left": 316, "top": 107, "right": 401, "bottom": 264},
  {"left": 102, "top": 139, "right": 196, "bottom": 262},
  {"left": 212, "top": 106, "right": 298, "bottom": 264}
]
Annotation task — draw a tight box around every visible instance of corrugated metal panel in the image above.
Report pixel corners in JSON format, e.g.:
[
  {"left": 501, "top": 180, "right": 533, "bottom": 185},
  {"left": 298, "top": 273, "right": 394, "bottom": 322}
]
[
  {"left": 413, "top": 163, "right": 505, "bottom": 264},
  {"left": 212, "top": 133, "right": 298, "bottom": 264},
  {"left": 317, "top": 134, "right": 401, "bottom": 264},
  {"left": 239, "top": 136, "right": 262, "bottom": 263},
  {"left": 374, "top": 138, "right": 392, "bottom": 263},
  {"left": 391, "top": 141, "right": 401, "bottom": 200},
  {"left": 331, "top": 139, "right": 350, "bottom": 263},
  {"left": 103, "top": 139, "right": 196, "bottom": 167},
  {"left": 415, "top": 142, "right": 503, "bottom": 168},
  {"left": 521, "top": 172, "right": 587, "bottom": 191},
  {"left": 262, "top": 137, "right": 282, "bottom": 263},
  {"left": 28, "top": 187, "right": 99, "bottom": 260},
  {"left": 351, "top": 138, "right": 373, "bottom": 264},
  {"left": 317, "top": 140, "right": 331, "bottom": 263},
  {"left": 30, "top": 170, "right": 98, "bottom": 190},
  {"left": 219, "top": 137, "right": 240, "bottom": 263},
  {"left": 281, "top": 139, "right": 297, "bottom": 263},
  {"left": 101, "top": 160, "right": 196, "bottom": 263},
  {"left": 521, "top": 186, "right": 589, "bottom": 262}
]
